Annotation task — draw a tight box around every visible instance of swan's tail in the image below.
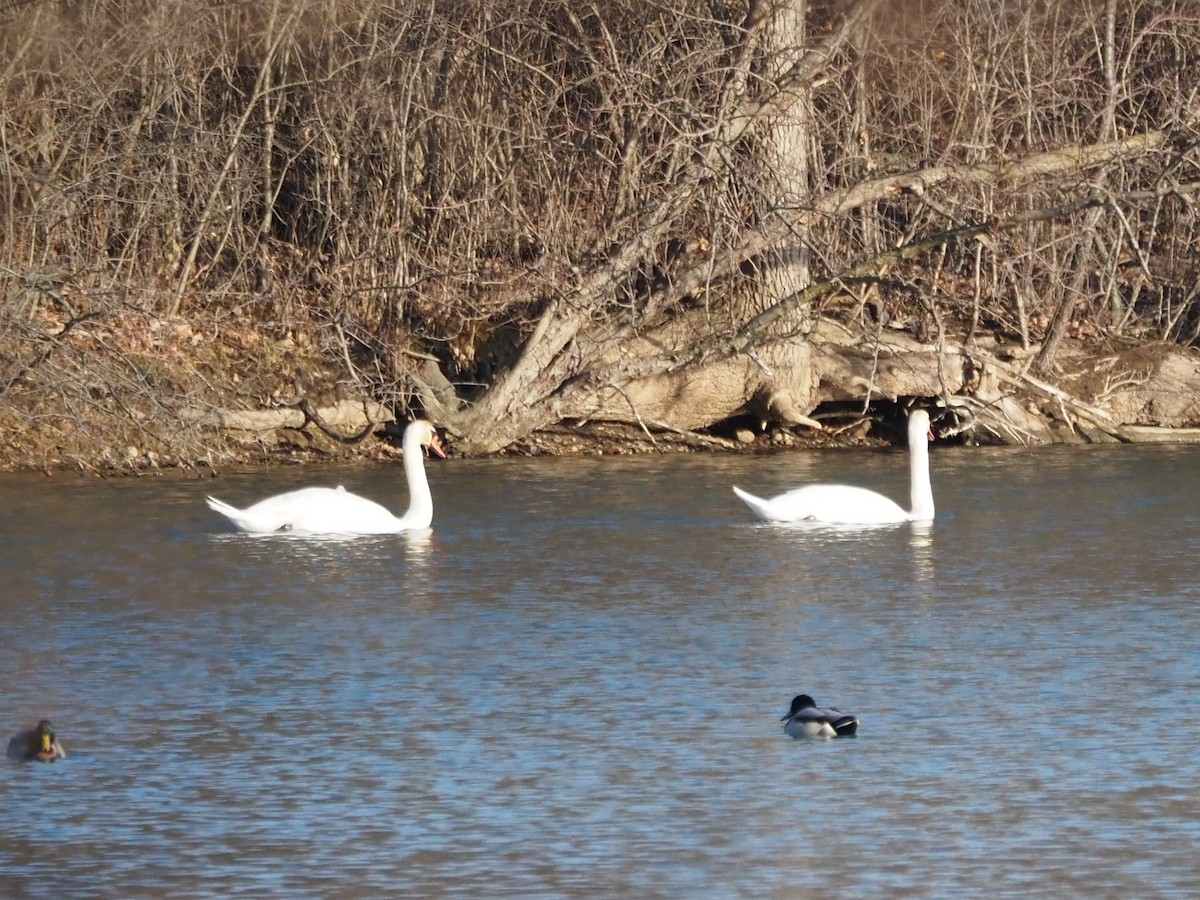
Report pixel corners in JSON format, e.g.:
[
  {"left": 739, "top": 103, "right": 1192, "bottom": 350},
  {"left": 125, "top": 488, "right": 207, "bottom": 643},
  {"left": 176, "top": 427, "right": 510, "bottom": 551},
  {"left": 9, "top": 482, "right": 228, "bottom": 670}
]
[
  {"left": 206, "top": 496, "right": 245, "bottom": 527},
  {"left": 732, "top": 486, "right": 775, "bottom": 522}
]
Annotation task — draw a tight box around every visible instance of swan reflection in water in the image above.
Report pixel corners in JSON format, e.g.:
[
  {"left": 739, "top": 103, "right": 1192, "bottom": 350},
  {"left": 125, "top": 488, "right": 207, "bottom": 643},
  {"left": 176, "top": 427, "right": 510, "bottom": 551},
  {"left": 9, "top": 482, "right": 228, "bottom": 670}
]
[
  {"left": 908, "top": 522, "right": 934, "bottom": 585},
  {"left": 207, "top": 528, "right": 436, "bottom": 586},
  {"left": 734, "top": 515, "right": 937, "bottom": 586}
]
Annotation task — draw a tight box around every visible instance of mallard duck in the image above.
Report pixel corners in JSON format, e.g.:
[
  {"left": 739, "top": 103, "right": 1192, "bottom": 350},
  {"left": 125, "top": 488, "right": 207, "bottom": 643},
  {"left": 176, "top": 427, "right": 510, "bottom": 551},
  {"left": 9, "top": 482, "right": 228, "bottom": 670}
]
[
  {"left": 734, "top": 409, "right": 934, "bottom": 525},
  {"left": 782, "top": 695, "right": 859, "bottom": 738},
  {"left": 7, "top": 720, "right": 67, "bottom": 762}
]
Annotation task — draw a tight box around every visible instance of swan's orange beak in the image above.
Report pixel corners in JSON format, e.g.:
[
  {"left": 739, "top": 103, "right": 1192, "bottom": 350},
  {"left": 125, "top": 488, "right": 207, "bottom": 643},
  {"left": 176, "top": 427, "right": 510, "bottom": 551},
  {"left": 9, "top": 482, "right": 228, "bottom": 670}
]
[{"left": 428, "top": 433, "right": 446, "bottom": 459}]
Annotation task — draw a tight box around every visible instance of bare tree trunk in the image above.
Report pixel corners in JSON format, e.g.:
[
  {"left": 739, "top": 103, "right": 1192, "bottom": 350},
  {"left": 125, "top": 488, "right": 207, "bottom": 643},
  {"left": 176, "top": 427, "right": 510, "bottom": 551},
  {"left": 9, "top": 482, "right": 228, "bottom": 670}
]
[
  {"left": 449, "top": 175, "right": 705, "bottom": 454},
  {"left": 757, "top": 0, "right": 812, "bottom": 329},
  {"left": 1033, "top": 0, "right": 1117, "bottom": 378},
  {"left": 748, "top": 0, "right": 887, "bottom": 321},
  {"left": 1032, "top": 205, "right": 1103, "bottom": 377}
]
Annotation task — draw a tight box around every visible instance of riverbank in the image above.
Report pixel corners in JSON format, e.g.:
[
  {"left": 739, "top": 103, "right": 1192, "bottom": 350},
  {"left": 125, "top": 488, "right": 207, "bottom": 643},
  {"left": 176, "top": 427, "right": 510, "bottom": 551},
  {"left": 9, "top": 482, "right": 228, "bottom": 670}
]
[{"left": 3, "top": 306, "right": 1199, "bottom": 476}]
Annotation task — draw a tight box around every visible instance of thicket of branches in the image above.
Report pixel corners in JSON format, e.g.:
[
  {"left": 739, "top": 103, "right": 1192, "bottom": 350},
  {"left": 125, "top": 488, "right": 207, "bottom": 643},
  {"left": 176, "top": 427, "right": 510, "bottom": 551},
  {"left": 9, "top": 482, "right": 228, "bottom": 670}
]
[{"left": 2, "top": 0, "right": 1199, "bottom": 463}]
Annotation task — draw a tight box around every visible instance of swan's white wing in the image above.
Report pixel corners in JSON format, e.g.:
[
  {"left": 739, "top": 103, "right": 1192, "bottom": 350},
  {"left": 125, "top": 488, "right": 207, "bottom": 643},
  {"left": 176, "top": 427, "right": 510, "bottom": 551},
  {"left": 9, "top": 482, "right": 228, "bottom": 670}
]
[
  {"left": 736, "top": 484, "right": 908, "bottom": 525},
  {"left": 208, "top": 486, "right": 401, "bottom": 534},
  {"left": 280, "top": 488, "right": 404, "bottom": 534}
]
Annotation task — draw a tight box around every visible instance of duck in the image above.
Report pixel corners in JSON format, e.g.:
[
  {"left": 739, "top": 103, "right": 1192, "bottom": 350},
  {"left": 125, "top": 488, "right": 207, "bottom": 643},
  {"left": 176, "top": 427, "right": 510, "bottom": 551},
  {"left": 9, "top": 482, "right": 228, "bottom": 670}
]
[
  {"left": 7, "top": 720, "right": 67, "bottom": 762},
  {"left": 782, "top": 695, "right": 859, "bottom": 739},
  {"left": 206, "top": 419, "right": 445, "bottom": 535},
  {"left": 733, "top": 409, "right": 934, "bottom": 525}
]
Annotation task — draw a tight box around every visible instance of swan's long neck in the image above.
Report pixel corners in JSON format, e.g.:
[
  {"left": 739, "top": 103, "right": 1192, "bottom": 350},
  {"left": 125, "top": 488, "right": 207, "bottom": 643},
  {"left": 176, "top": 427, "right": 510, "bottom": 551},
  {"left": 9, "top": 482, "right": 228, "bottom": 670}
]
[
  {"left": 398, "top": 431, "right": 433, "bottom": 529},
  {"left": 908, "top": 414, "right": 935, "bottom": 522}
]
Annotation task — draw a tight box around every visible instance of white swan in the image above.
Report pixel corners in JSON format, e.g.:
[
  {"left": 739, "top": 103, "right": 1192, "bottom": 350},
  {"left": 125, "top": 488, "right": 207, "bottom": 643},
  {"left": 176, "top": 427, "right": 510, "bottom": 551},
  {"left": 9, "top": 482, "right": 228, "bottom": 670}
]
[
  {"left": 733, "top": 409, "right": 934, "bottom": 525},
  {"left": 206, "top": 419, "right": 445, "bottom": 535}
]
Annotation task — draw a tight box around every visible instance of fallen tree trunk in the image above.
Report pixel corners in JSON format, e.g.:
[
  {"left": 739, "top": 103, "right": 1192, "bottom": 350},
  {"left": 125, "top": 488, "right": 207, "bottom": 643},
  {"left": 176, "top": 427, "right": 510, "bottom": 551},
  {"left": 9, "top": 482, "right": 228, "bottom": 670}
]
[
  {"left": 183, "top": 398, "right": 391, "bottom": 435},
  {"left": 439, "top": 120, "right": 1197, "bottom": 456},
  {"left": 183, "top": 327, "right": 1200, "bottom": 454}
]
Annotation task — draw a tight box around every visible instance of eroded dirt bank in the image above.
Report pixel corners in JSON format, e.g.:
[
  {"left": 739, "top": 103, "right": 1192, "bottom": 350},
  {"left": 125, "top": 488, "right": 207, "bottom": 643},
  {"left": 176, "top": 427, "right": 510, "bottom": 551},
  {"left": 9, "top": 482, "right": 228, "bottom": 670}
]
[{"left": 2, "top": 308, "right": 1198, "bottom": 477}]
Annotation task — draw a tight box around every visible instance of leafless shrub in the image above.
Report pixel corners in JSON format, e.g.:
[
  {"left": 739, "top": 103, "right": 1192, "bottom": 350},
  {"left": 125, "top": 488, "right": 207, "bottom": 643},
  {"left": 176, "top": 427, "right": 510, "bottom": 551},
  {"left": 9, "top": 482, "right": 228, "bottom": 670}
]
[{"left": 1, "top": 0, "right": 1199, "bottom": 464}]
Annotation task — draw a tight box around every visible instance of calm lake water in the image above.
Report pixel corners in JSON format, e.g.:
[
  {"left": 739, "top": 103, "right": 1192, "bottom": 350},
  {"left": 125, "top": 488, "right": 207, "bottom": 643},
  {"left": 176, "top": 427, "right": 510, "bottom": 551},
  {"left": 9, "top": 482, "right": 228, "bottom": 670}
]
[{"left": 1, "top": 441, "right": 1199, "bottom": 897}]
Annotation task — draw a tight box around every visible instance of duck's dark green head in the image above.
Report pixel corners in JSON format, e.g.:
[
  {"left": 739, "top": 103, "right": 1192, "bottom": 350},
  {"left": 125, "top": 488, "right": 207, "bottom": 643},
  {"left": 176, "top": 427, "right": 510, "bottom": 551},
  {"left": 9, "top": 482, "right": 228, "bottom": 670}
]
[
  {"left": 36, "top": 720, "right": 56, "bottom": 754},
  {"left": 783, "top": 694, "right": 817, "bottom": 719}
]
